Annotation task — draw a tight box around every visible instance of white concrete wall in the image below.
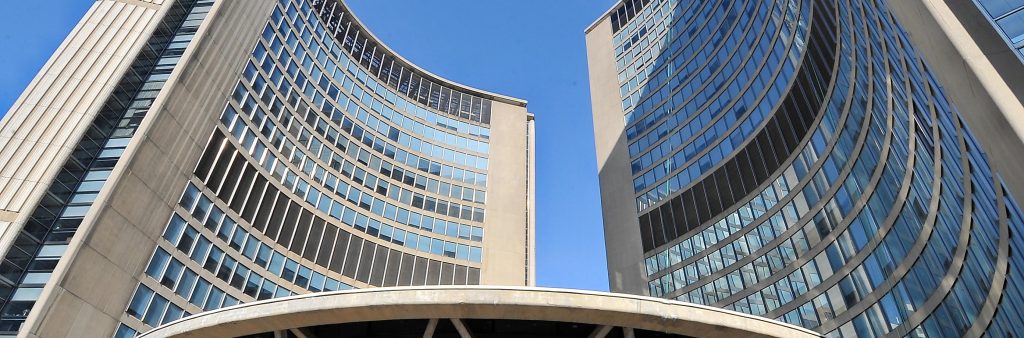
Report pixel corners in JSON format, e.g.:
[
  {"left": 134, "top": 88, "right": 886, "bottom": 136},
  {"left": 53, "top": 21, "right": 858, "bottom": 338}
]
[{"left": 586, "top": 16, "right": 649, "bottom": 295}]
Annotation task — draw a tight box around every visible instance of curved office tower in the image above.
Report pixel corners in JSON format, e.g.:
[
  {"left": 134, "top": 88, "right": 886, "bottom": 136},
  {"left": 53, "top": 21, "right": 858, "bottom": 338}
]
[
  {"left": 0, "top": 0, "right": 534, "bottom": 337},
  {"left": 588, "top": 0, "right": 1024, "bottom": 337}
]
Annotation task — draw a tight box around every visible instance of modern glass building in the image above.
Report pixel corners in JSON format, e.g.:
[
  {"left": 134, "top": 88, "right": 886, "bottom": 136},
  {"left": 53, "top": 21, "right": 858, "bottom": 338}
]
[
  {"left": 587, "top": 0, "right": 1024, "bottom": 337},
  {"left": 0, "top": 0, "right": 535, "bottom": 337}
]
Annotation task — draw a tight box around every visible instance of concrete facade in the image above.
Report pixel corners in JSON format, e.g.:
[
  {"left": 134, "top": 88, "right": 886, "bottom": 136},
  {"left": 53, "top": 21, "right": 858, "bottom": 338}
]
[
  {"left": 585, "top": 17, "right": 647, "bottom": 295},
  {"left": 140, "top": 287, "right": 820, "bottom": 338}
]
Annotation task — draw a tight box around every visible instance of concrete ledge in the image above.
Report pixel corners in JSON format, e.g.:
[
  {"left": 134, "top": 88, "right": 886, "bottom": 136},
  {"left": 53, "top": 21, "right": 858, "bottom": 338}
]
[
  {"left": 140, "top": 286, "right": 820, "bottom": 338},
  {"left": 0, "top": 210, "right": 15, "bottom": 223}
]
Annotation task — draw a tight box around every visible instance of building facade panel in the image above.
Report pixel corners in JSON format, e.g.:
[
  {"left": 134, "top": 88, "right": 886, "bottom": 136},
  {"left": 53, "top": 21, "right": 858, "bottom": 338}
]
[
  {"left": 589, "top": 0, "right": 1024, "bottom": 337},
  {"left": 588, "top": 7, "right": 649, "bottom": 294}
]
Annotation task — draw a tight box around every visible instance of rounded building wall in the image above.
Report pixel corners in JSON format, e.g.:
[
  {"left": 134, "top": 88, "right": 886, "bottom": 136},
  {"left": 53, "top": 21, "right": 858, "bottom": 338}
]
[
  {"left": 138, "top": 287, "right": 821, "bottom": 338},
  {"left": 591, "top": 0, "right": 1024, "bottom": 337},
  {"left": 115, "top": 0, "right": 532, "bottom": 336}
]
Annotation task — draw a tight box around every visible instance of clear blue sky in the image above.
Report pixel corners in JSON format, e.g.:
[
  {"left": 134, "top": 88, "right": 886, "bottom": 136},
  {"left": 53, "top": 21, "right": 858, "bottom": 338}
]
[{"left": 0, "top": 1, "right": 617, "bottom": 291}]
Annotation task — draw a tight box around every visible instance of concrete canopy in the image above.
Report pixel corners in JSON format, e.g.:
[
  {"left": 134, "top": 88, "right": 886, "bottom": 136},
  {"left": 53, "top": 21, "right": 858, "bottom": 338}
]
[{"left": 140, "top": 286, "right": 820, "bottom": 338}]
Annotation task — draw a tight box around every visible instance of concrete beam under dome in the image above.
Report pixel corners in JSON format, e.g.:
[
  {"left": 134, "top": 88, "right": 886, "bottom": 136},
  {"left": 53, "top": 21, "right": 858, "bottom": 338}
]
[{"left": 140, "top": 286, "right": 820, "bottom": 338}]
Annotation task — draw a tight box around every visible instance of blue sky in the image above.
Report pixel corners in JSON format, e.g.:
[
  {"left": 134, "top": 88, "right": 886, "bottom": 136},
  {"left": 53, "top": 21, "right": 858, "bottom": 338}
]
[{"left": 0, "top": 1, "right": 618, "bottom": 291}]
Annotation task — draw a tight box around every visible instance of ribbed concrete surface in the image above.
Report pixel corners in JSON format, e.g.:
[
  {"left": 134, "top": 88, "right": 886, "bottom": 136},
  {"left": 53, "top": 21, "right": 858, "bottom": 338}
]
[{"left": 0, "top": 0, "right": 162, "bottom": 260}]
